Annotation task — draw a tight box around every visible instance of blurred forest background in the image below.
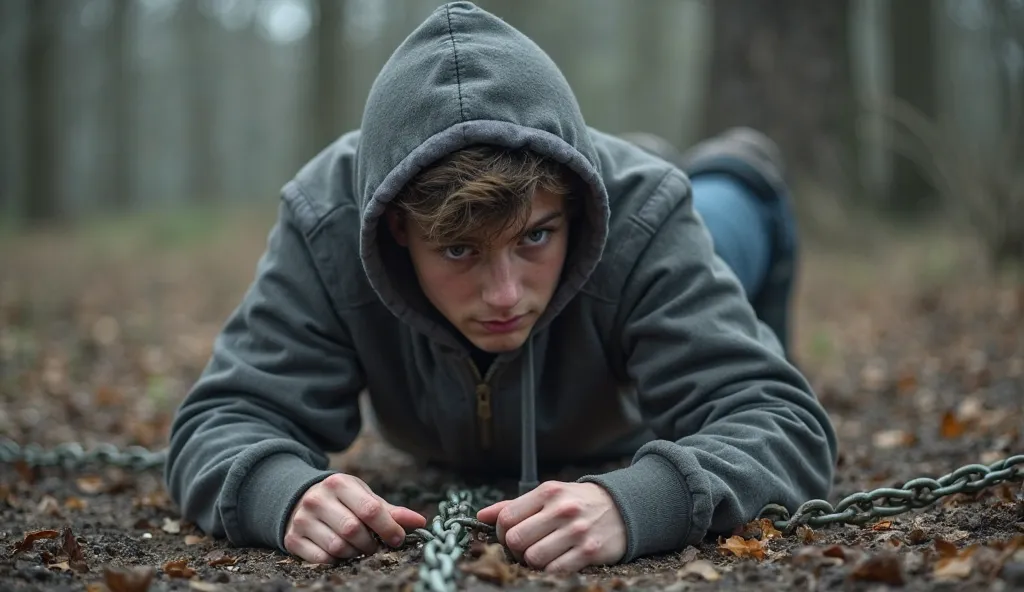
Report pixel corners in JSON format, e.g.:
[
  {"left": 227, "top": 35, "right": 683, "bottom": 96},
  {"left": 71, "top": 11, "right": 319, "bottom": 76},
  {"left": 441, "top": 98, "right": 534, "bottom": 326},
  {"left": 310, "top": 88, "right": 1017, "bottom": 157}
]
[{"left": 0, "top": 0, "right": 1021, "bottom": 266}]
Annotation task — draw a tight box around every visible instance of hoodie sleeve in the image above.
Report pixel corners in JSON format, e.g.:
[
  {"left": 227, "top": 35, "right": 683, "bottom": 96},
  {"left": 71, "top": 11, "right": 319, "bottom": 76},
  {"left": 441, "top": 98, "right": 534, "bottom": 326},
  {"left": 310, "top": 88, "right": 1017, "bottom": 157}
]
[
  {"left": 578, "top": 172, "right": 838, "bottom": 562},
  {"left": 164, "top": 200, "right": 365, "bottom": 553}
]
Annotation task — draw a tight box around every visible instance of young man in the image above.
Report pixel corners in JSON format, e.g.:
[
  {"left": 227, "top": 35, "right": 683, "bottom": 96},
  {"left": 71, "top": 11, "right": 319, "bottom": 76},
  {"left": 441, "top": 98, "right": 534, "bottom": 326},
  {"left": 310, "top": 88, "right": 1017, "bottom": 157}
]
[{"left": 164, "top": 1, "right": 837, "bottom": 574}]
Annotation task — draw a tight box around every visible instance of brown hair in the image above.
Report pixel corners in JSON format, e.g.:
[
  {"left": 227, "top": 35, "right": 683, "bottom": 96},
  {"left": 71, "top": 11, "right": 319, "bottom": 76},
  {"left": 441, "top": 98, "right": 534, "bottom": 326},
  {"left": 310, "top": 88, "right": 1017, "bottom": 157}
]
[{"left": 390, "top": 145, "right": 576, "bottom": 245}]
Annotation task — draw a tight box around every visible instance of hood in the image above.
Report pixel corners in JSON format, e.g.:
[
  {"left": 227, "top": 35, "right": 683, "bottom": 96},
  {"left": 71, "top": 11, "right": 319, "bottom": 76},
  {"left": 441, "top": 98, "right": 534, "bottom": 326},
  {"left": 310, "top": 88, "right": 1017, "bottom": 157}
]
[{"left": 356, "top": 1, "right": 610, "bottom": 350}]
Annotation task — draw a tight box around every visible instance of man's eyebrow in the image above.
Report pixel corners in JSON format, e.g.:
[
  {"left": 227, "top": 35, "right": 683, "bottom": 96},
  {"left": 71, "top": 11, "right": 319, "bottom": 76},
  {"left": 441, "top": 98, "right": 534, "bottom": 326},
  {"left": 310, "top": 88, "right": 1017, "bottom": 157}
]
[{"left": 526, "top": 211, "right": 564, "bottom": 228}]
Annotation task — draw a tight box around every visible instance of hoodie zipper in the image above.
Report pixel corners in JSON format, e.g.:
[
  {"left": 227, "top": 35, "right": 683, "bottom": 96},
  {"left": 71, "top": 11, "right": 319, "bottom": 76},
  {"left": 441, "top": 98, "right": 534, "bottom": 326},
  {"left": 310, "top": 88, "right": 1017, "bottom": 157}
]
[{"left": 467, "top": 359, "right": 502, "bottom": 451}]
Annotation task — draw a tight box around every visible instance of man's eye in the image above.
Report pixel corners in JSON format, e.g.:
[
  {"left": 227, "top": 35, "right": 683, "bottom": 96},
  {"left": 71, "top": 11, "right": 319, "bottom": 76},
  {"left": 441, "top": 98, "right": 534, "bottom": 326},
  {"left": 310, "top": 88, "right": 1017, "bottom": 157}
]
[
  {"left": 444, "top": 245, "right": 472, "bottom": 259},
  {"left": 523, "top": 229, "right": 550, "bottom": 245}
]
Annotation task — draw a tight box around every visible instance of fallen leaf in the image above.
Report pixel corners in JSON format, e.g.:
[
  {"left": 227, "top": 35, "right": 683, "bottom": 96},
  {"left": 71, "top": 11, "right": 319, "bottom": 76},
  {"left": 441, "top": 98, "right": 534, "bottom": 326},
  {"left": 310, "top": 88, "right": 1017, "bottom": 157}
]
[
  {"left": 86, "top": 583, "right": 106, "bottom": 592},
  {"left": 36, "top": 495, "right": 63, "bottom": 517},
  {"left": 162, "top": 559, "right": 196, "bottom": 579},
  {"left": 14, "top": 460, "right": 36, "bottom": 484},
  {"left": 797, "top": 526, "right": 817, "bottom": 544},
  {"left": 64, "top": 496, "right": 87, "bottom": 510},
  {"left": 934, "top": 555, "right": 974, "bottom": 580},
  {"left": 940, "top": 410, "right": 966, "bottom": 439},
  {"left": 14, "top": 529, "right": 60, "bottom": 553},
  {"left": 717, "top": 535, "right": 767, "bottom": 560},
  {"left": 104, "top": 566, "right": 155, "bottom": 592},
  {"left": 61, "top": 526, "right": 88, "bottom": 572},
  {"left": 275, "top": 557, "right": 295, "bottom": 565},
  {"left": 849, "top": 552, "right": 905, "bottom": 585},
  {"left": 162, "top": 518, "right": 181, "bottom": 534},
  {"left": 935, "top": 538, "right": 959, "bottom": 558},
  {"left": 184, "top": 535, "right": 209, "bottom": 545},
  {"left": 790, "top": 545, "right": 845, "bottom": 569},
  {"left": 205, "top": 550, "right": 237, "bottom": 567},
  {"left": 871, "top": 520, "right": 893, "bottom": 531},
  {"left": 461, "top": 543, "right": 517, "bottom": 584},
  {"left": 677, "top": 559, "right": 720, "bottom": 581},
  {"left": 48, "top": 561, "right": 73, "bottom": 572},
  {"left": 908, "top": 528, "right": 929, "bottom": 544},
  {"left": 873, "top": 429, "right": 917, "bottom": 449},
  {"left": 76, "top": 475, "right": 106, "bottom": 495}
]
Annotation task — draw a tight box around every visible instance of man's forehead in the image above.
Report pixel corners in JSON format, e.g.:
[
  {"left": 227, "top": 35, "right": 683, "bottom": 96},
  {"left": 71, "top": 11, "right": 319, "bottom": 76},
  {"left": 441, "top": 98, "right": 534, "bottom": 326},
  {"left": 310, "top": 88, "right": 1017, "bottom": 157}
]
[{"left": 449, "top": 207, "right": 564, "bottom": 245}]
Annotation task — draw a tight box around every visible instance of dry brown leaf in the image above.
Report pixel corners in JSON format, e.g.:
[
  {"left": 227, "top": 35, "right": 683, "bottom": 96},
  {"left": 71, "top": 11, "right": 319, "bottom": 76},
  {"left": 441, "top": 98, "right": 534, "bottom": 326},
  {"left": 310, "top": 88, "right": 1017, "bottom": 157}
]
[
  {"left": 934, "top": 555, "right": 974, "bottom": 580},
  {"left": 205, "top": 549, "right": 237, "bottom": 567},
  {"left": 797, "top": 525, "right": 817, "bottom": 544},
  {"left": 161, "top": 518, "right": 181, "bottom": 534},
  {"left": 908, "top": 528, "right": 929, "bottom": 544},
  {"left": 104, "top": 565, "right": 155, "bottom": 592},
  {"left": 94, "top": 385, "right": 124, "bottom": 406},
  {"left": 48, "top": 561, "right": 72, "bottom": 572},
  {"left": 184, "top": 535, "right": 209, "bottom": 545},
  {"left": 14, "top": 460, "right": 36, "bottom": 484},
  {"left": 940, "top": 410, "right": 966, "bottom": 439},
  {"left": 61, "top": 526, "right": 89, "bottom": 572},
  {"left": 76, "top": 475, "right": 106, "bottom": 495},
  {"left": 86, "top": 583, "right": 106, "bottom": 592},
  {"left": 717, "top": 535, "right": 766, "bottom": 560},
  {"left": 36, "top": 495, "right": 63, "bottom": 517},
  {"left": 849, "top": 552, "right": 905, "bottom": 585},
  {"left": 790, "top": 545, "right": 846, "bottom": 569},
  {"left": 935, "top": 537, "right": 959, "bottom": 558},
  {"left": 64, "top": 496, "right": 87, "bottom": 510},
  {"left": 873, "top": 429, "right": 917, "bottom": 449},
  {"left": 871, "top": 520, "right": 893, "bottom": 531},
  {"left": 162, "top": 559, "right": 196, "bottom": 579},
  {"left": 461, "top": 543, "right": 517, "bottom": 584},
  {"left": 14, "top": 529, "right": 60, "bottom": 553},
  {"left": 677, "top": 559, "right": 720, "bottom": 581}
]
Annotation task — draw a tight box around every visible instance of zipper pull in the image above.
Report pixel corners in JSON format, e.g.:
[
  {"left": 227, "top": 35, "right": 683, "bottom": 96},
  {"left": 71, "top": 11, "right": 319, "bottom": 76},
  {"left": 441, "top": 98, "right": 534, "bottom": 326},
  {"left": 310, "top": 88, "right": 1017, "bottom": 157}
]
[{"left": 475, "top": 383, "right": 492, "bottom": 450}]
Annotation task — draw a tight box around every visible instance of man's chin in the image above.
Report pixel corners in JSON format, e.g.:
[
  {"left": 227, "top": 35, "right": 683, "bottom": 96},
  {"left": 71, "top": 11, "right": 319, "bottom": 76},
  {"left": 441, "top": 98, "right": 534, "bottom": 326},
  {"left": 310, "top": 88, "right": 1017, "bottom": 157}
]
[{"left": 468, "top": 329, "right": 529, "bottom": 353}]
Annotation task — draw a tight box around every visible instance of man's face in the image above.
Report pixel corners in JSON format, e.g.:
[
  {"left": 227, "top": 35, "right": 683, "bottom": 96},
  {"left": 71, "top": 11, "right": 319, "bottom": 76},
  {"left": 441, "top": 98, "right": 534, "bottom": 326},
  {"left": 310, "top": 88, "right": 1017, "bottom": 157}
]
[{"left": 388, "top": 189, "right": 569, "bottom": 353}]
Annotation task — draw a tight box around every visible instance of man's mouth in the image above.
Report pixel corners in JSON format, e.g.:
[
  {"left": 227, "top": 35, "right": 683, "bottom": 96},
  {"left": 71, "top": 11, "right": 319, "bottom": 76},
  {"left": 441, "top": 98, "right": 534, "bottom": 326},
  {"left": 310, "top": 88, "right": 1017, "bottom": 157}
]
[{"left": 478, "top": 315, "right": 524, "bottom": 334}]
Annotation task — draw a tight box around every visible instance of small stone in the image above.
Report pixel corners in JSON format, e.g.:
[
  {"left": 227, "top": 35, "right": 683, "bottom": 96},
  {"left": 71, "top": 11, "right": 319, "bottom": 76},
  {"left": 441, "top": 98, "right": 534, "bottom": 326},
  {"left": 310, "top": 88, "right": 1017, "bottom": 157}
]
[{"left": 141, "top": 533, "right": 152, "bottom": 540}]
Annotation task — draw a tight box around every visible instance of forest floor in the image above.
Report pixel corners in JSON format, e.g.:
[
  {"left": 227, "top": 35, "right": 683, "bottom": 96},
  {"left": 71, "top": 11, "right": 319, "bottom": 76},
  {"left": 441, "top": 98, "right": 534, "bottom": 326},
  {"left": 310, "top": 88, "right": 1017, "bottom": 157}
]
[{"left": 1, "top": 206, "right": 1022, "bottom": 591}]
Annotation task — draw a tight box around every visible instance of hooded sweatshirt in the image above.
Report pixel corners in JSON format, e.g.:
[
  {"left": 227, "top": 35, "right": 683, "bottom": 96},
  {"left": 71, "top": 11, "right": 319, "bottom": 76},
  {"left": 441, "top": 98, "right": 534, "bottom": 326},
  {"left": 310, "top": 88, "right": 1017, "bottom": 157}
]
[{"left": 164, "top": 1, "right": 837, "bottom": 563}]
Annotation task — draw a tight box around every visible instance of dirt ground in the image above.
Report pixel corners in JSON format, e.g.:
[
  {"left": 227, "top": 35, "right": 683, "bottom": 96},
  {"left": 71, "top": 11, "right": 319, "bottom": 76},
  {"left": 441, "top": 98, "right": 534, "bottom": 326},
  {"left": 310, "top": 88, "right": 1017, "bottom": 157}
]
[{"left": 1, "top": 209, "right": 1022, "bottom": 591}]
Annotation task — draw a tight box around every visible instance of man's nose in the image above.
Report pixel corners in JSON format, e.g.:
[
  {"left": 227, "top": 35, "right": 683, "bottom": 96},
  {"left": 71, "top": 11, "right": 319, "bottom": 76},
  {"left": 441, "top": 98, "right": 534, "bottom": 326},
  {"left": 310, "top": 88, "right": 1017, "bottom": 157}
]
[{"left": 481, "top": 253, "right": 522, "bottom": 311}]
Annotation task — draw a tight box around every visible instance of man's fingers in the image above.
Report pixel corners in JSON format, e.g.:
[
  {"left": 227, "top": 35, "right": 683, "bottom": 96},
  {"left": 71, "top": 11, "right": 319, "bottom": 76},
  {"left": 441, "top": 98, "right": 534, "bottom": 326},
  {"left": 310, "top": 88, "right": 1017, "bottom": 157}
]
[
  {"left": 389, "top": 505, "right": 427, "bottom": 530},
  {"left": 336, "top": 486, "right": 405, "bottom": 548},
  {"left": 476, "top": 500, "right": 511, "bottom": 524},
  {"left": 543, "top": 547, "right": 590, "bottom": 574},
  {"left": 285, "top": 534, "right": 339, "bottom": 565},
  {"left": 300, "top": 519, "right": 360, "bottom": 561}
]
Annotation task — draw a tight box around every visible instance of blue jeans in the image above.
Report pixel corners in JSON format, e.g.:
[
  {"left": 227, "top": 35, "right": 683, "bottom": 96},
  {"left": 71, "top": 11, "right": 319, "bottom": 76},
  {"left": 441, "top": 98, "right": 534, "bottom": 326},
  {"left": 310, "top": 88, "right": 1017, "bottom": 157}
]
[{"left": 691, "top": 172, "right": 797, "bottom": 354}]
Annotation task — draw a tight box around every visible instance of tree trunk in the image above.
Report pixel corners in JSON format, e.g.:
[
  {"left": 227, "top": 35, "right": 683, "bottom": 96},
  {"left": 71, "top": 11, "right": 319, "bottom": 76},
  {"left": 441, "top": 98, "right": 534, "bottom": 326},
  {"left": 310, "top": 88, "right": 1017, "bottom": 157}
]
[
  {"left": 108, "top": 0, "right": 132, "bottom": 211},
  {"left": 887, "top": 0, "right": 937, "bottom": 213},
  {"left": 25, "top": 0, "right": 60, "bottom": 223},
  {"left": 308, "top": 0, "right": 346, "bottom": 158},
  {"left": 703, "top": 0, "right": 858, "bottom": 198},
  {"left": 184, "top": 2, "right": 215, "bottom": 203}
]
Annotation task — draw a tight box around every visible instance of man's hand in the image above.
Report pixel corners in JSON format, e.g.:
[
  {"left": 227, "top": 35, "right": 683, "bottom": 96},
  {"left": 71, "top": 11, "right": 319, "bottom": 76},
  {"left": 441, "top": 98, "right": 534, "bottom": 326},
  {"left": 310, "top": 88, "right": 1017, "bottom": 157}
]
[
  {"left": 476, "top": 481, "right": 626, "bottom": 573},
  {"left": 284, "top": 474, "right": 426, "bottom": 563}
]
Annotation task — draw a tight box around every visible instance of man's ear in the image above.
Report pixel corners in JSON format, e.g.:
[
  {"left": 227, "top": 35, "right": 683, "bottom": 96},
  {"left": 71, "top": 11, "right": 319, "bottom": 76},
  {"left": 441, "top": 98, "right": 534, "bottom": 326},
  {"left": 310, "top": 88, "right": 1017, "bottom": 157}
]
[{"left": 385, "top": 208, "right": 409, "bottom": 247}]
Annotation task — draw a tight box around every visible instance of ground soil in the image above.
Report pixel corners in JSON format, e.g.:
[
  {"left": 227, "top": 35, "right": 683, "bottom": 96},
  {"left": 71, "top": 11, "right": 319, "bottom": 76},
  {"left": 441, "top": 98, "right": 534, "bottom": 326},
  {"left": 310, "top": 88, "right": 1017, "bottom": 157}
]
[{"left": 1, "top": 212, "right": 1022, "bottom": 591}]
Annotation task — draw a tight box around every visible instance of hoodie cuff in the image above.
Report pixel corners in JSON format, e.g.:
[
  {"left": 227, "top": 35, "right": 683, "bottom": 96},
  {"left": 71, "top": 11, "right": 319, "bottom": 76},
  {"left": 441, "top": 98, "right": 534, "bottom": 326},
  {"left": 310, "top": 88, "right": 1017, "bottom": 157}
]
[
  {"left": 233, "top": 453, "right": 336, "bottom": 553},
  {"left": 578, "top": 454, "right": 692, "bottom": 562}
]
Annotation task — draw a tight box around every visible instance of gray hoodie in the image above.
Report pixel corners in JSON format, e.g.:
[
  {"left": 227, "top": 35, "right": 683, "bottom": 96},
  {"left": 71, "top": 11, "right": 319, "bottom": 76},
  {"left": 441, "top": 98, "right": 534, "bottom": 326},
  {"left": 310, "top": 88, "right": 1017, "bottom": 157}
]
[{"left": 164, "top": 1, "right": 837, "bottom": 563}]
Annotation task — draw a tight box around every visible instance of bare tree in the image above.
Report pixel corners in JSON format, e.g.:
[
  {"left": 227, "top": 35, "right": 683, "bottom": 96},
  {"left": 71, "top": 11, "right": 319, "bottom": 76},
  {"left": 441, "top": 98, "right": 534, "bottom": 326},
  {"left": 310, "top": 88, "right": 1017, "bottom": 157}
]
[
  {"left": 108, "top": 0, "right": 133, "bottom": 210},
  {"left": 888, "top": 0, "right": 937, "bottom": 213},
  {"left": 25, "top": 0, "right": 61, "bottom": 222},
  {"left": 308, "top": 0, "right": 346, "bottom": 158},
  {"left": 183, "top": 1, "right": 215, "bottom": 203},
  {"left": 703, "top": 1, "right": 858, "bottom": 199}
]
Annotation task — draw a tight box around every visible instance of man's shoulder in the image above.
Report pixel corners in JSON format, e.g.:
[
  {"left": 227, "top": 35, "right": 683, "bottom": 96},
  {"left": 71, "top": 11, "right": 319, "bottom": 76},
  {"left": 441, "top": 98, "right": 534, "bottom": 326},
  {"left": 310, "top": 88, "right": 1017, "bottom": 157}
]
[
  {"left": 283, "top": 130, "right": 364, "bottom": 233},
  {"left": 582, "top": 130, "right": 694, "bottom": 300}
]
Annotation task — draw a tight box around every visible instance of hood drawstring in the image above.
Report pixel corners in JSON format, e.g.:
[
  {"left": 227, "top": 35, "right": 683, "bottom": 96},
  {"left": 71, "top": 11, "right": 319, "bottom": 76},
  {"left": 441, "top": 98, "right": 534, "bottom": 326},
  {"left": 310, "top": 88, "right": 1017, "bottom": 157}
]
[{"left": 519, "top": 336, "right": 538, "bottom": 495}]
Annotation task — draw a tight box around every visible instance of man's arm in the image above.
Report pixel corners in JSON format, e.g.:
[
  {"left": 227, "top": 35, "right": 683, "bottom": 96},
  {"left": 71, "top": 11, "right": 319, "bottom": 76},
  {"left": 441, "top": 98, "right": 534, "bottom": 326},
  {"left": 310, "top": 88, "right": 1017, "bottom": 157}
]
[
  {"left": 164, "top": 200, "right": 365, "bottom": 553},
  {"left": 579, "top": 173, "right": 838, "bottom": 562}
]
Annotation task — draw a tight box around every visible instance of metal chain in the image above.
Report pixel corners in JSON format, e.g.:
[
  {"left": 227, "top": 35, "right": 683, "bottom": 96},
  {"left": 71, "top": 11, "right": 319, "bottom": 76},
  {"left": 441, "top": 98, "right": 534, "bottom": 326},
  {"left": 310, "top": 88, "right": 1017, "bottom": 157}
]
[
  {"left": 0, "top": 437, "right": 167, "bottom": 471},
  {"left": 399, "top": 487, "right": 502, "bottom": 592},
  {"left": 758, "top": 453, "right": 1024, "bottom": 533}
]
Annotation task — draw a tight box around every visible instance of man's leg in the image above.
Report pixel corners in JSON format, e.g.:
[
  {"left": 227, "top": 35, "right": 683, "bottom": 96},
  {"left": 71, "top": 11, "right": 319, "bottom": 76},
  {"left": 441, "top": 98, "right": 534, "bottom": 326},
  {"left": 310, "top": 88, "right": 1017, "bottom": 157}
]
[
  {"left": 620, "top": 128, "right": 799, "bottom": 355},
  {"left": 680, "top": 128, "right": 798, "bottom": 356}
]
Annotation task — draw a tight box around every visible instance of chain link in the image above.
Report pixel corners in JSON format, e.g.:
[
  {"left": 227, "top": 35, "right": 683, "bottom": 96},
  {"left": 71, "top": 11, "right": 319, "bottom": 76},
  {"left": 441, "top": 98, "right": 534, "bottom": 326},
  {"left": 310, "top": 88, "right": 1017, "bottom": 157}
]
[
  {"left": 0, "top": 437, "right": 167, "bottom": 471},
  {"left": 5, "top": 436, "right": 1022, "bottom": 586},
  {"left": 397, "top": 487, "right": 502, "bottom": 592},
  {"left": 758, "top": 454, "right": 1024, "bottom": 532}
]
